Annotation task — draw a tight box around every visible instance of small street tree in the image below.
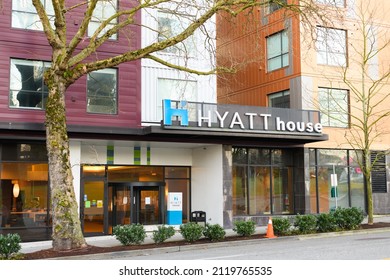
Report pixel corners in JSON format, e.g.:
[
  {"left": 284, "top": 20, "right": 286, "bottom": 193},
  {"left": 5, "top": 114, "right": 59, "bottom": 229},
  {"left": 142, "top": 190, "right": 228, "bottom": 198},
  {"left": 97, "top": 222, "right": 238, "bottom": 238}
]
[{"left": 29, "top": 0, "right": 323, "bottom": 250}]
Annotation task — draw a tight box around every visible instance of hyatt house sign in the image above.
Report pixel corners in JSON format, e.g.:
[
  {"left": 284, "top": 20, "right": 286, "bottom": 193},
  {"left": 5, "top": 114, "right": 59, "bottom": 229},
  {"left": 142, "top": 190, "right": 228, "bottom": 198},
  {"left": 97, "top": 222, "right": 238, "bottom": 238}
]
[{"left": 162, "top": 99, "right": 323, "bottom": 136}]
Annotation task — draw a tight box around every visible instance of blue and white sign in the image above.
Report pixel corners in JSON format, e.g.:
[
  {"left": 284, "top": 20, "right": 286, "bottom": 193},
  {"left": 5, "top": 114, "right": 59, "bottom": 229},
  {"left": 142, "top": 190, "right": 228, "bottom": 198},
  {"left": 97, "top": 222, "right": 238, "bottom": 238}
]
[
  {"left": 162, "top": 99, "right": 324, "bottom": 136},
  {"left": 167, "top": 192, "right": 182, "bottom": 225}
]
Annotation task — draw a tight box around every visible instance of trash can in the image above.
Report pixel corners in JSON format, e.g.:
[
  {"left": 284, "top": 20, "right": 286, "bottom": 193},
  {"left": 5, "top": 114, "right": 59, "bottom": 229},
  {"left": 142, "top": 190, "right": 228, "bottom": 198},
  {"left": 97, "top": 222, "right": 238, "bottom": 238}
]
[{"left": 190, "top": 211, "right": 206, "bottom": 226}]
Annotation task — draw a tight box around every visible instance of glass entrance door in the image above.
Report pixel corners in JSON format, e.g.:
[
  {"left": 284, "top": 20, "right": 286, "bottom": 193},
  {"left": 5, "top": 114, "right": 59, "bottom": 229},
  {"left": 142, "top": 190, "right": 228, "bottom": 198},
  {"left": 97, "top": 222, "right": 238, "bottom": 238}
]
[
  {"left": 112, "top": 185, "right": 131, "bottom": 226},
  {"left": 83, "top": 181, "right": 105, "bottom": 234},
  {"left": 133, "top": 186, "right": 161, "bottom": 225}
]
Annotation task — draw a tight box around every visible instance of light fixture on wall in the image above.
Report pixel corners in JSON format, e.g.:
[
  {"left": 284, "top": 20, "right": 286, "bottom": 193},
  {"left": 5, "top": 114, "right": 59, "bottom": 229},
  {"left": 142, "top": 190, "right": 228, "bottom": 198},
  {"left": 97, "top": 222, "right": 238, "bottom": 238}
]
[{"left": 12, "top": 180, "right": 20, "bottom": 198}]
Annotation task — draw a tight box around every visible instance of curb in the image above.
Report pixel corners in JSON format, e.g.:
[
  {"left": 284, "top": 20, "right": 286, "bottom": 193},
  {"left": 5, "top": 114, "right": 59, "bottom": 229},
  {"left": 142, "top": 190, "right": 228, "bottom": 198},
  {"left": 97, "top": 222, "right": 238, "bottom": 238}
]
[
  {"left": 48, "top": 236, "right": 295, "bottom": 260},
  {"left": 48, "top": 226, "right": 390, "bottom": 260},
  {"left": 297, "top": 227, "right": 390, "bottom": 240}
]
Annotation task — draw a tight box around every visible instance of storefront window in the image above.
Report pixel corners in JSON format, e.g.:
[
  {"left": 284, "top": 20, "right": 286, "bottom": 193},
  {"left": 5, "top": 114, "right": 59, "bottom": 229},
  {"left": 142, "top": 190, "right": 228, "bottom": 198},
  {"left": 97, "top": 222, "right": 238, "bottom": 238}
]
[
  {"left": 1, "top": 163, "right": 49, "bottom": 229},
  {"left": 310, "top": 148, "right": 366, "bottom": 213},
  {"left": 165, "top": 167, "right": 190, "bottom": 178},
  {"left": 233, "top": 165, "right": 247, "bottom": 215},
  {"left": 272, "top": 167, "right": 293, "bottom": 214},
  {"left": 233, "top": 148, "right": 294, "bottom": 216},
  {"left": 165, "top": 179, "right": 189, "bottom": 223},
  {"left": 107, "top": 166, "right": 164, "bottom": 182},
  {"left": 309, "top": 167, "right": 318, "bottom": 213},
  {"left": 248, "top": 166, "right": 270, "bottom": 215}
]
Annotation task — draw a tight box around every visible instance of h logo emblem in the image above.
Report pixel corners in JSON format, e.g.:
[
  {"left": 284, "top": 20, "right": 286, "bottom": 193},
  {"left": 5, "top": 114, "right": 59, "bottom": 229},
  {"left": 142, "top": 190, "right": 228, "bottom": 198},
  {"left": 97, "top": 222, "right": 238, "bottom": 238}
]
[{"left": 163, "top": 99, "right": 189, "bottom": 126}]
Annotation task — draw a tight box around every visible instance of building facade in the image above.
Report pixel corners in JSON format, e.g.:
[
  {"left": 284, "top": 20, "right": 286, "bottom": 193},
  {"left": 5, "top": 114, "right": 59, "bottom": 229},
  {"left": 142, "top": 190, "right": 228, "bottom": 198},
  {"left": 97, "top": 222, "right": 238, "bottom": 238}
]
[
  {"left": 216, "top": 0, "right": 390, "bottom": 220},
  {"left": 1, "top": 0, "right": 376, "bottom": 243}
]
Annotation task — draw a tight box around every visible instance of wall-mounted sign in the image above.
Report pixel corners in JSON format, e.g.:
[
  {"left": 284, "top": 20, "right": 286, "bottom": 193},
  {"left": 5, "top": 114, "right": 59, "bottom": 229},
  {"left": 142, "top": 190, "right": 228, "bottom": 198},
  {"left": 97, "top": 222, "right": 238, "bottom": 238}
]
[{"left": 162, "top": 99, "right": 323, "bottom": 136}]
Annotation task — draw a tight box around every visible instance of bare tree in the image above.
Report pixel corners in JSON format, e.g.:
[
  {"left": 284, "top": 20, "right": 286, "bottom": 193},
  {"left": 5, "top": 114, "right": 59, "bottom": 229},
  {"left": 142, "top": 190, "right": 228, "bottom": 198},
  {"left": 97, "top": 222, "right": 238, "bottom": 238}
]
[{"left": 29, "top": 0, "right": 322, "bottom": 250}]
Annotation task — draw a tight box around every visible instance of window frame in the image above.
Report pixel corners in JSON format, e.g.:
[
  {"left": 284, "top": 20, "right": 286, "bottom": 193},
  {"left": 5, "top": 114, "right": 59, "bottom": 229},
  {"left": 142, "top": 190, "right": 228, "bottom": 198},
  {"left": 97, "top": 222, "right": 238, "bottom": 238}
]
[
  {"left": 318, "top": 87, "right": 349, "bottom": 128},
  {"left": 268, "top": 90, "right": 290, "bottom": 108},
  {"left": 266, "top": 0, "right": 287, "bottom": 14},
  {"left": 266, "top": 30, "right": 289, "bottom": 72},
  {"left": 9, "top": 58, "right": 51, "bottom": 110},
  {"left": 86, "top": 68, "right": 118, "bottom": 115},
  {"left": 316, "top": 26, "right": 347, "bottom": 66},
  {"left": 11, "top": 0, "right": 55, "bottom": 31},
  {"left": 88, "top": 0, "right": 118, "bottom": 40},
  {"left": 316, "top": 0, "right": 345, "bottom": 8}
]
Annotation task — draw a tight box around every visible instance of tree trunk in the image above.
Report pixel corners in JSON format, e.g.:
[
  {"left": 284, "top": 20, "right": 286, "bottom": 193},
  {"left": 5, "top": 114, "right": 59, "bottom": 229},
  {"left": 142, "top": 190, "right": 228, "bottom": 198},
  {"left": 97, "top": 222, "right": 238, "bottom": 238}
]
[
  {"left": 45, "top": 72, "right": 86, "bottom": 251},
  {"left": 364, "top": 152, "right": 374, "bottom": 225}
]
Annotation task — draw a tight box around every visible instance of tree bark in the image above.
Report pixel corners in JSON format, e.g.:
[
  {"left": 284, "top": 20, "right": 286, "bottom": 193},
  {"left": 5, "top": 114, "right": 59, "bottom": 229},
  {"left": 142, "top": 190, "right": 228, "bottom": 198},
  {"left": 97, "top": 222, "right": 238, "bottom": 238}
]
[{"left": 45, "top": 71, "right": 86, "bottom": 251}]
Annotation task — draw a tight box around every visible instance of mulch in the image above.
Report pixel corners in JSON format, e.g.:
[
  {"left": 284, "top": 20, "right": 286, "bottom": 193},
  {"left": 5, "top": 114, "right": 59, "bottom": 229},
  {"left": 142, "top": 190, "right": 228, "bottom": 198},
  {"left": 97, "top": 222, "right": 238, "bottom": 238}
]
[{"left": 22, "top": 222, "right": 390, "bottom": 260}]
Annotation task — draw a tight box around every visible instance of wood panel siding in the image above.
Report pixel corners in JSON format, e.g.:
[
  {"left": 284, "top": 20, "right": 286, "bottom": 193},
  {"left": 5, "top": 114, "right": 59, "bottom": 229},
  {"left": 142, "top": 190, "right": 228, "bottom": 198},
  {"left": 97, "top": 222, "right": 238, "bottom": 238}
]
[
  {"left": 0, "top": 1, "right": 141, "bottom": 130},
  {"left": 217, "top": 4, "right": 302, "bottom": 107}
]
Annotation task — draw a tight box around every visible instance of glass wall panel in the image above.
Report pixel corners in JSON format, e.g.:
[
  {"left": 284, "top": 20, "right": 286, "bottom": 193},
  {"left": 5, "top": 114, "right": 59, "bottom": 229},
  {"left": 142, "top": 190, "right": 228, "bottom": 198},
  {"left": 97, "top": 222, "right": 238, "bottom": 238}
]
[
  {"left": 272, "top": 167, "right": 293, "bottom": 214},
  {"left": 1, "top": 163, "right": 49, "bottom": 228},
  {"left": 350, "top": 167, "right": 365, "bottom": 209},
  {"left": 233, "top": 148, "right": 295, "bottom": 216},
  {"left": 82, "top": 165, "right": 106, "bottom": 177},
  {"left": 233, "top": 165, "right": 247, "bottom": 215},
  {"left": 233, "top": 148, "right": 247, "bottom": 164},
  {"left": 311, "top": 149, "right": 366, "bottom": 213},
  {"left": 107, "top": 166, "right": 164, "bottom": 182},
  {"left": 249, "top": 149, "right": 270, "bottom": 165},
  {"left": 309, "top": 167, "right": 318, "bottom": 213},
  {"left": 318, "top": 149, "right": 347, "bottom": 165},
  {"left": 165, "top": 179, "right": 189, "bottom": 223},
  {"left": 248, "top": 166, "right": 270, "bottom": 215},
  {"left": 83, "top": 181, "right": 104, "bottom": 234},
  {"left": 165, "top": 167, "right": 190, "bottom": 178}
]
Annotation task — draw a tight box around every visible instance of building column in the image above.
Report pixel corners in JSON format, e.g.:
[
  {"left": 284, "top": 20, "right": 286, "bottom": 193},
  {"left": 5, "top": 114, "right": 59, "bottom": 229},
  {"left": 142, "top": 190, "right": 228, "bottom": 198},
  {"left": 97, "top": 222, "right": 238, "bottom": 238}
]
[{"left": 222, "top": 145, "right": 233, "bottom": 228}]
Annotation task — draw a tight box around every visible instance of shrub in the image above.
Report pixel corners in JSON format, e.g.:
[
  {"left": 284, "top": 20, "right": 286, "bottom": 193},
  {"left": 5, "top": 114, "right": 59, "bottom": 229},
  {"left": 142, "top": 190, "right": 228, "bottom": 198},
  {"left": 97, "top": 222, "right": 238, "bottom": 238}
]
[
  {"left": 0, "top": 233, "right": 22, "bottom": 260},
  {"left": 113, "top": 224, "right": 146, "bottom": 245},
  {"left": 272, "top": 217, "right": 292, "bottom": 236},
  {"left": 180, "top": 222, "right": 204, "bottom": 243},
  {"left": 316, "top": 213, "right": 338, "bottom": 232},
  {"left": 203, "top": 223, "right": 226, "bottom": 242},
  {"left": 233, "top": 220, "right": 256, "bottom": 237},
  {"left": 294, "top": 214, "right": 317, "bottom": 234},
  {"left": 333, "top": 207, "right": 364, "bottom": 230},
  {"left": 152, "top": 225, "right": 176, "bottom": 244}
]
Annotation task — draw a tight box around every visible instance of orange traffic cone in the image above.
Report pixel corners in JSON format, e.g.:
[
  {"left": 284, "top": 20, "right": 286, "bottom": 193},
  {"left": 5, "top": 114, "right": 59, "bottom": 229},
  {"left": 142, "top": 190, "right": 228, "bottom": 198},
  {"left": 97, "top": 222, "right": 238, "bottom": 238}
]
[{"left": 265, "top": 217, "right": 277, "bottom": 238}]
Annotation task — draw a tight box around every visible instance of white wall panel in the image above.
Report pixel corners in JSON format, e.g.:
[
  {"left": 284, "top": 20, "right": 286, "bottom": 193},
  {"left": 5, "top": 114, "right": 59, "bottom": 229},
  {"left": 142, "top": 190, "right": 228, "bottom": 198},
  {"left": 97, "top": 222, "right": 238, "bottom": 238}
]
[
  {"left": 191, "top": 145, "right": 223, "bottom": 225},
  {"left": 114, "top": 146, "right": 134, "bottom": 165},
  {"left": 151, "top": 147, "right": 193, "bottom": 166},
  {"left": 80, "top": 145, "right": 107, "bottom": 164}
]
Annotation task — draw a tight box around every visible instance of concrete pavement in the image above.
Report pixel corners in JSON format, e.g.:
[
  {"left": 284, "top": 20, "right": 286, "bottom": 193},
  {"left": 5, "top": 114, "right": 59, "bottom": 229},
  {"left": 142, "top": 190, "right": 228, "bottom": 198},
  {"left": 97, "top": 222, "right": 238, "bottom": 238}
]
[{"left": 19, "top": 215, "right": 390, "bottom": 258}]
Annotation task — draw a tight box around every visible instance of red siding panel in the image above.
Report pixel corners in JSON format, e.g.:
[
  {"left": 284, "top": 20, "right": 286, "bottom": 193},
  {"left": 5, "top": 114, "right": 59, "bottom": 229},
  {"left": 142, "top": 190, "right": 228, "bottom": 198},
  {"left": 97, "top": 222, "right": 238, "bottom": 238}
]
[{"left": 0, "top": 1, "right": 141, "bottom": 130}]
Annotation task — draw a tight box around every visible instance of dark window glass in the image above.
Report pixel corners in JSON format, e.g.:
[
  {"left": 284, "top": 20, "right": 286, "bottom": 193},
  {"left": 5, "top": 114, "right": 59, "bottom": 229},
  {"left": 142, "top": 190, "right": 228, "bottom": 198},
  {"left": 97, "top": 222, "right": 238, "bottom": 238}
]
[{"left": 1, "top": 143, "right": 47, "bottom": 161}]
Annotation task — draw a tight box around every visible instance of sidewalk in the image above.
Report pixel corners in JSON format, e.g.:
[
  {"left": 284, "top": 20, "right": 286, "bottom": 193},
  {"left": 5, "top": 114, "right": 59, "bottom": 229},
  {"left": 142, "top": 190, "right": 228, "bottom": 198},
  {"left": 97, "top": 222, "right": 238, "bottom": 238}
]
[
  {"left": 20, "top": 225, "right": 268, "bottom": 254},
  {"left": 20, "top": 214, "right": 390, "bottom": 255}
]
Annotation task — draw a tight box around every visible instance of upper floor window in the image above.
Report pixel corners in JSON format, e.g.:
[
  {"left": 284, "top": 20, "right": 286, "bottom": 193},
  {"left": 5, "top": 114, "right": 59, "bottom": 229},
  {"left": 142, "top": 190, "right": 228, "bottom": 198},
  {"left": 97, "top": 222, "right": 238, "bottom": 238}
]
[
  {"left": 316, "top": 0, "right": 345, "bottom": 7},
  {"left": 266, "top": 0, "right": 287, "bottom": 14},
  {"left": 87, "top": 68, "right": 117, "bottom": 115},
  {"left": 157, "top": 12, "right": 196, "bottom": 56},
  {"left": 266, "top": 30, "right": 289, "bottom": 72},
  {"left": 268, "top": 90, "right": 290, "bottom": 108},
  {"left": 317, "top": 27, "right": 347, "bottom": 66},
  {"left": 318, "top": 87, "right": 349, "bottom": 127},
  {"left": 88, "top": 0, "right": 118, "bottom": 40},
  {"left": 10, "top": 59, "right": 50, "bottom": 110},
  {"left": 12, "top": 0, "right": 54, "bottom": 30}
]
